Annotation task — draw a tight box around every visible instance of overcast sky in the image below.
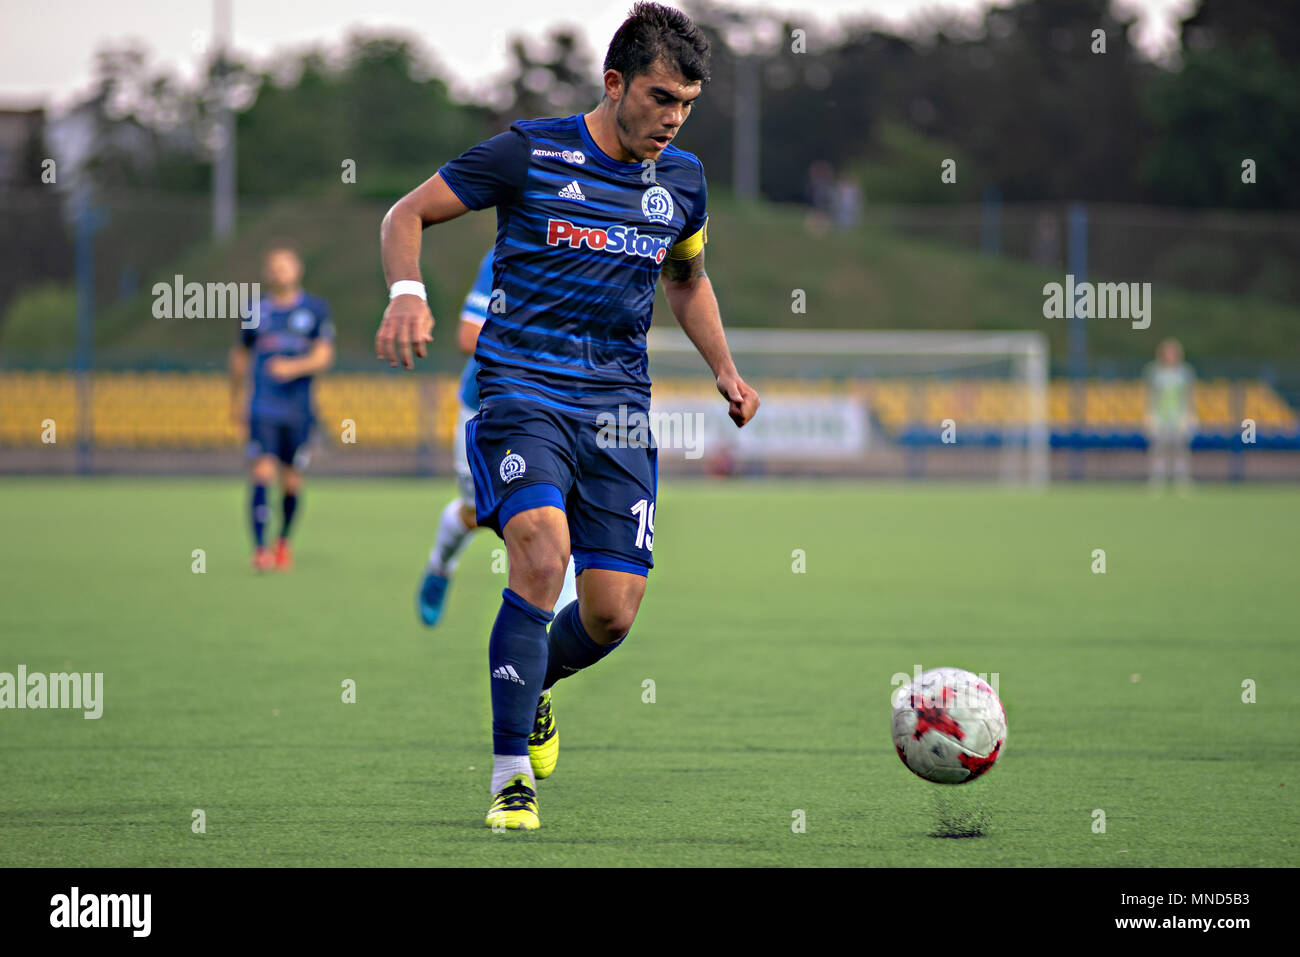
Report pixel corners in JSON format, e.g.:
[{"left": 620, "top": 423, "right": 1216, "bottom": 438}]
[{"left": 1, "top": 0, "right": 1195, "bottom": 112}]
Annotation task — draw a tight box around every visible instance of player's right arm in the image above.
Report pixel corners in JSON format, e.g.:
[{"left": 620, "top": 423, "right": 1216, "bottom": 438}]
[
  {"left": 228, "top": 339, "right": 251, "bottom": 428},
  {"left": 377, "top": 130, "right": 528, "bottom": 370},
  {"left": 376, "top": 173, "right": 470, "bottom": 370}
]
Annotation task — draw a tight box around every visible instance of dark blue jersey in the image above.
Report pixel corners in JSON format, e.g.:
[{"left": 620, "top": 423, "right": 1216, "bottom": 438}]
[
  {"left": 437, "top": 113, "right": 709, "bottom": 415},
  {"left": 240, "top": 292, "right": 333, "bottom": 421}
]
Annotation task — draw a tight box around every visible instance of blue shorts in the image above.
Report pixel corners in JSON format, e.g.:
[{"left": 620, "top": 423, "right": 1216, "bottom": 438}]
[
  {"left": 247, "top": 414, "right": 315, "bottom": 468},
  {"left": 466, "top": 398, "right": 657, "bottom": 576}
]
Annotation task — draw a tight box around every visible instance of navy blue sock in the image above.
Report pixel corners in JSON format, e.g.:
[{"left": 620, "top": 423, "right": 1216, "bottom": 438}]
[
  {"left": 251, "top": 484, "right": 268, "bottom": 548},
  {"left": 280, "top": 492, "right": 298, "bottom": 540},
  {"left": 489, "top": 589, "right": 554, "bottom": 756},
  {"left": 543, "top": 600, "right": 623, "bottom": 689}
]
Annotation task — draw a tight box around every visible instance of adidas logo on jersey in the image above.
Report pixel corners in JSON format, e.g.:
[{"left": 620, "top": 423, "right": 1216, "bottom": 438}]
[
  {"left": 557, "top": 180, "right": 586, "bottom": 202},
  {"left": 492, "top": 664, "right": 525, "bottom": 685}
]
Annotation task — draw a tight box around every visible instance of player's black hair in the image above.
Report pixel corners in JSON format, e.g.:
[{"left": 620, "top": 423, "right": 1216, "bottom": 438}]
[
  {"left": 604, "top": 2, "right": 711, "bottom": 89},
  {"left": 261, "top": 239, "right": 302, "bottom": 264}
]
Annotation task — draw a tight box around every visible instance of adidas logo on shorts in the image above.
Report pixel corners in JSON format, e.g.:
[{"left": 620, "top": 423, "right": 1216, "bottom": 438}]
[
  {"left": 492, "top": 664, "right": 525, "bottom": 685},
  {"left": 557, "top": 180, "right": 586, "bottom": 202}
]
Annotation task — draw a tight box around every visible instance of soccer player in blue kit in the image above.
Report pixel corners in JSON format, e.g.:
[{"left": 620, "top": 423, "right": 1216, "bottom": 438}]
[
  {"left": 377, "top": 3, "right": 759, "bottom": 829},
  {"left": 229, "top": 243, "right": 335, "bottom": 572}
]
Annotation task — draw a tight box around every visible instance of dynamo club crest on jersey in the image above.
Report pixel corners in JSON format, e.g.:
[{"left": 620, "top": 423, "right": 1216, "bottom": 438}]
[
  {"left": 289, "top": 308, "right": 315, "bottom": 332},
  {"left": 500, "top": 451, "right": 527, "bottom": 484},
  {"left": 641, "top": 186, "right": 673, "bottom": 224}
]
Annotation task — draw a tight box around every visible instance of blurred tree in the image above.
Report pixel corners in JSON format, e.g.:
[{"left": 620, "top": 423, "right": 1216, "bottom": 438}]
[
  {"left": 75, "top": 41, "right": 213, "bottom": 192},
  {"left": 237, "top": 33, "right": 485, "bottom": 197},
  {"left": 677, "top": 3, "right": 859, "bottom": 203},
  {"left": 1144, "top": 39, "right": 1300, "bottom": 209},
  {"left": 234, "top": 51, "right": 341, "bottom": 197},
  {"left": 686, "top": 0, "right": 1158, "bottom": 204},
  {"left": 909, "top": 0, "right": 1154, "bottom": 203},
  {"left": 495, "top": 28, "right": 602, "bottom": 122},
  {"left": 1178, "top": 0, "right": 1300, "bottom": 59},
  {"left": 1142, "top": 0, "right": 1300, "bottom": 209},
  {"left": 51, "top": 2, "right": 1300, "bottom": 216}
]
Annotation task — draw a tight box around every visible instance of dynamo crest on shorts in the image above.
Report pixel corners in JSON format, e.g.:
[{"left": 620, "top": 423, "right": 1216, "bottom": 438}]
[{"left": 500, "top": 451, "right": 527, "bottom": 484}]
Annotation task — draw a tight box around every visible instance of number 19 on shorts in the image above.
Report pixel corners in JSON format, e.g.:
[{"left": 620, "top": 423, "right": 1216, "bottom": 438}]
[{"left": 631, "top": 498, "right": 655, "bottom": 551}]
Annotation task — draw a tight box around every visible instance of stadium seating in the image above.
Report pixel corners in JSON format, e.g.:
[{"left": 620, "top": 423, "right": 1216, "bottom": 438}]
[{"left": 0, "top": 372, "right": 1296, "bottom": 449}]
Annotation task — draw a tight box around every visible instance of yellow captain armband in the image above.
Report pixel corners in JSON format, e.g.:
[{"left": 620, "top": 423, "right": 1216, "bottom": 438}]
[{"left": 667, "top": 217, "right": 708, "bottom": 260}]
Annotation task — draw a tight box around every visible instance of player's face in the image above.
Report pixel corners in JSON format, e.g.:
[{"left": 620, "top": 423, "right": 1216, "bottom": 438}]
[
  {"left": 263, "top": 250, "right": 303, "bottom": 291},
  {"left": 613, "top": 60, "right": 700, "bottom": 162}
]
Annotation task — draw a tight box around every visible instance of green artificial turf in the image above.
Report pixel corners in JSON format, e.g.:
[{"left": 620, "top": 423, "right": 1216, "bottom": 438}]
[{"left": 1, "top": 478, "right": 1295, "bottom": 866}]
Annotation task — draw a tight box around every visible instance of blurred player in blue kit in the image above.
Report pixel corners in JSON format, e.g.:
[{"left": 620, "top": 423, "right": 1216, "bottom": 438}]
[{"left": 229, "top": 243, "right": 335, "bottom": 572}]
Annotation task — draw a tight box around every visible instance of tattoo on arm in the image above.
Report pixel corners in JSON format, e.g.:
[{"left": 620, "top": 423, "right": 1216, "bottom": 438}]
[{"left": 662, "top": 248, "right": 707, "bottom": 283}]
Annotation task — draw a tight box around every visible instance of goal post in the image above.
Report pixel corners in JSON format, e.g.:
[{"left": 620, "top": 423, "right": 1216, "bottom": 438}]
[{"left": 645, "top": 328, "right": 1050, "bottom": 484}]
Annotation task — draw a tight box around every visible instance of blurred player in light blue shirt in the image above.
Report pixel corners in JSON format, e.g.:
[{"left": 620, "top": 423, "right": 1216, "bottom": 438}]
[
  {"left": 417, "top": 250, "right": 576, "bottom": 625},
  {"left": 1144, "top": 338, "right": 1196, "bottom": 489}
]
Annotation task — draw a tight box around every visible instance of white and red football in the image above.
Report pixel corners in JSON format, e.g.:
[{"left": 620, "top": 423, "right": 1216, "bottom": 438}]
[{"left": 892, "top": 667, "right": 1007, "bottom": 784}]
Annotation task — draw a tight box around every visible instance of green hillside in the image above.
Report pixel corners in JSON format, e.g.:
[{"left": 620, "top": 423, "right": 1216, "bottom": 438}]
[{"left": 4, "top": 192, "right": 1298, "bottom": 369}]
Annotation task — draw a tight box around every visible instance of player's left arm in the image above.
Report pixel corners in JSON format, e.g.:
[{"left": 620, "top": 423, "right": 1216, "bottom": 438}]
[
  {"left": 228, "top": 341, "right": 250, "bottom": 427},
  {"left": 458, "top": 317, "right": 484, "bottom": 355},
  {"left": 268, "top": 310, "right": 337, "bottom": 381},
  {"left": 268, "top": 339, "right": 335, "bottom": 382},
  {"left": 661, "top": 246, "right": 759, "bottom": 428}
]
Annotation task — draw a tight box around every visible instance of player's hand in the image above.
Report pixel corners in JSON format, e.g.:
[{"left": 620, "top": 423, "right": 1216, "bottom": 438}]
[
  {"left": 376, "top": 295, "right": 434, "bottom": 370},
  {"left": 229, "top": 402, "right": 245, "bottom": 433},
  {"left": 717, "top": 371, "right": 759, "bottom": 428},
  {"left": 266, "top": 357, "right": 297, "bottom": 382}
]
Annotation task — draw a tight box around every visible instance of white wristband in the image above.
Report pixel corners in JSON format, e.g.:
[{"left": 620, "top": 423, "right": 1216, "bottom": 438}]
[{"left": 389, "top": 280, "right": 427, "bottom": 301}]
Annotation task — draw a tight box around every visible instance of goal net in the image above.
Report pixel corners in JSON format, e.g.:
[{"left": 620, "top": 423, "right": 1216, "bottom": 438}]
[{"left": 645, "top": 328, "right": 1050, "bottom": 484}]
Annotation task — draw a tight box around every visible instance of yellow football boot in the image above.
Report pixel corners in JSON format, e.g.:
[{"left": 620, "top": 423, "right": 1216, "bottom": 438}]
[
  {"left": 485, "top": 773, "right": 539, "bottom": 830},
  {"left": 529, "top": 690, "right": 559, "bottom": 779}
]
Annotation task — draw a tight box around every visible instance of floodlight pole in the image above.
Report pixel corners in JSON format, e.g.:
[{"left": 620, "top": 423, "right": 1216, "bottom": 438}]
[
  {"left": 732, "top": 49, "right": 760, "bottom": 201},
  {"left": 211, "top": 0, "right": 236, "bottom": 242},
  {"left": 74, "top": 188, "right": 103, "bottom": 475},
  {"left": 1067, "top": 201, "right": 1088, "bottom": 480}
]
